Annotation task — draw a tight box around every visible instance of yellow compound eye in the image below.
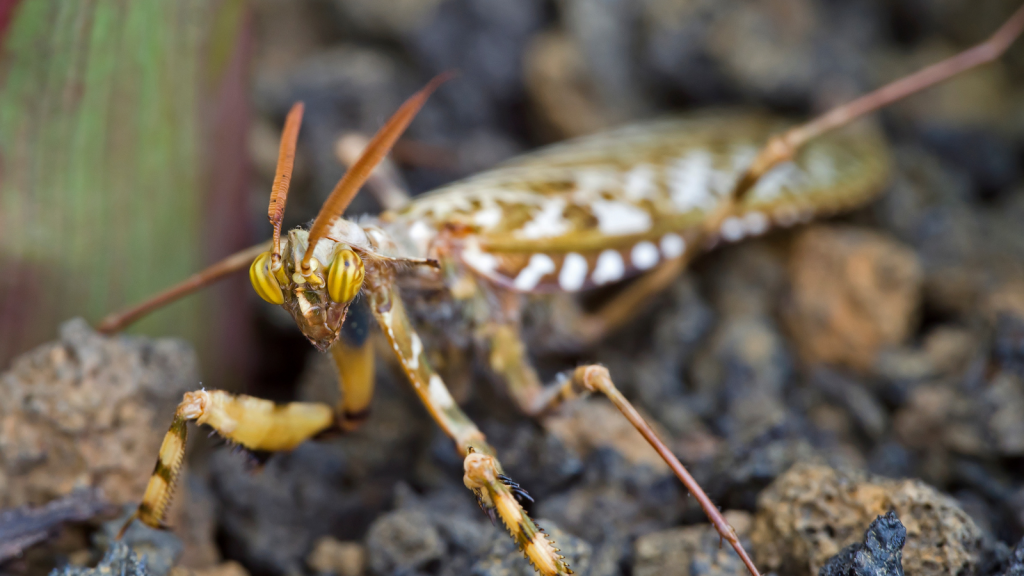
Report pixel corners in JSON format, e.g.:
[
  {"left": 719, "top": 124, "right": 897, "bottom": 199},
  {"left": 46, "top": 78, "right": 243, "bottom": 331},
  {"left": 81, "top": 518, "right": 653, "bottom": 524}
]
[
  {"left": 250, "top": 251, "right": 284, "bottom": 305},
  {"left": 327, "top": 248, "right": 364, "bottom": 303}
]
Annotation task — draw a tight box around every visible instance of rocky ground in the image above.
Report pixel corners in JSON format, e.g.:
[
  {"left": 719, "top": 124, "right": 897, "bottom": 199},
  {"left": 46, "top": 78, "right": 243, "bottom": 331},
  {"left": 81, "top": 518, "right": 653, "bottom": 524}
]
[{"left": 5, "top": 0, "right": 1024, "bottom": 575}]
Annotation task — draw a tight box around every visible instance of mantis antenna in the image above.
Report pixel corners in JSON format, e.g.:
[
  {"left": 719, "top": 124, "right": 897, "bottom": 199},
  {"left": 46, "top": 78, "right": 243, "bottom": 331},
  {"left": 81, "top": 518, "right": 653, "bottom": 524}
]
[
  {"left": 268, "top": 102, "right": 305, "bottom": 271},
  {"left": 299, "top": 72, "right": 455, "bottom": 276}
]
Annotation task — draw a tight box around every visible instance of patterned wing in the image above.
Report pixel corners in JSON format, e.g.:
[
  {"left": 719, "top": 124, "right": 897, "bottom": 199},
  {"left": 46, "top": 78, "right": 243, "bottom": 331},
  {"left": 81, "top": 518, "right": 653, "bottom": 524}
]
[{"left": 390, "top": 110, "right": 889, "bottom": 292}]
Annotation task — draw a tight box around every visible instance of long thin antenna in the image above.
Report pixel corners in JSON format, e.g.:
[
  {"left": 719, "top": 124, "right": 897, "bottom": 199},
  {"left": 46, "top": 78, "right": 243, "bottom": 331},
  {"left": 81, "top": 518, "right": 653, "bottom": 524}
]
[
  {"left": 300, "top": 72, "right": 454, "bottom": 275},
  {"left": 269, "top": 103, "right": 305, "bottom": 271}
]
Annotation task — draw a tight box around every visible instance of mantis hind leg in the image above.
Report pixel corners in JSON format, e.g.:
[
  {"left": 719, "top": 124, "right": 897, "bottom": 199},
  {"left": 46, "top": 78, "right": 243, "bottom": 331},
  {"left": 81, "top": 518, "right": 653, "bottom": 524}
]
[{"left": 481, "top": 320, "right": 761, "bottom": 576}]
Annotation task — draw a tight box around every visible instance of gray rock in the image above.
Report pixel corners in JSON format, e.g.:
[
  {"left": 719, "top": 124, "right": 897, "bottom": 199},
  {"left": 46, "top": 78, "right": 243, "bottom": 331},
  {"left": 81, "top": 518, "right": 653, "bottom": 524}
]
[
  {"left": 49, "top": 542, "right": 148, "bottom": 576},
  {"left": 366, "top": 509, "right": 445, "bottom": 574},
  {"left": 819, "top": 510, "right": 906, "bottom": 576}
]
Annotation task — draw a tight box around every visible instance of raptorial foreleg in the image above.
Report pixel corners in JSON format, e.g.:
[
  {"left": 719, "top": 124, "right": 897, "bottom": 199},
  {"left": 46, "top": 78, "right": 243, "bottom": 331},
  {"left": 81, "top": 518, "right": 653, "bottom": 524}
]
[
  {"left": 365, "top": 278, "right": 574, "bottom": 576},
  {"left": 118, "top": 390, "right": 334, "bottom": 537}
]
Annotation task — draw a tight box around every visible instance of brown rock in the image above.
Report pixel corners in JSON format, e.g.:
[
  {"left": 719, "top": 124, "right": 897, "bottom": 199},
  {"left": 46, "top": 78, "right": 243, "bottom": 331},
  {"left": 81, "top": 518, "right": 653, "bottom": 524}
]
[
  {"left": 170, "top": 561, "right": 249, "bottom": 576},
  {"left": 751, "top": 463, "right": 984, "bottom": 576},
  {"left": 634, "top": 511, "right": 753, "bottom": 576},
  {"left": 307, "top": 536, "right": 366, "bottom": 576},
  {"left": 0, "top": 319, "right": 217, "bottom": 564},
  {"left": 523, "top": 31, "right": 615, "bottom": 140},
  {"left": 784, "top": 226, "right": 923, "bottom": 372},
  {"left": 0, "top": 319, "right": 196, "bottom": 507},
  {"left": 542, "top": 398, "right": 670, "bottom": 472}
]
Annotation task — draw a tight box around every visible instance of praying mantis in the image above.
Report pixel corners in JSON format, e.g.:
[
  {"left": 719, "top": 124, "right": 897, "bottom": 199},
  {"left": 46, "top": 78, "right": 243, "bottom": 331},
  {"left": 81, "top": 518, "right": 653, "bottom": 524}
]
[{"left": 97, "top": 6, "right": 1024, "bottom": 575}]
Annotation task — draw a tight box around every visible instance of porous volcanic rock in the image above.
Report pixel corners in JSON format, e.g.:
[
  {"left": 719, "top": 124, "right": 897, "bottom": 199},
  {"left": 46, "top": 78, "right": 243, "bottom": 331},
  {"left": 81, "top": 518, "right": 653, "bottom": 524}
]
[
  {"left": 783, "top": 226, "right": 923, "bottom": 372},
  {"left": 633, "top": 511, "right": 753, "bottom": 576},
  {"left": 0, "top": 319, "right": 216, "bottom": 567},
  {"left": 0, "top": 319, "right": 196, "bottom": 508},
  {"left": 752, "top": 463, "right": 984, "bottom": 576}
]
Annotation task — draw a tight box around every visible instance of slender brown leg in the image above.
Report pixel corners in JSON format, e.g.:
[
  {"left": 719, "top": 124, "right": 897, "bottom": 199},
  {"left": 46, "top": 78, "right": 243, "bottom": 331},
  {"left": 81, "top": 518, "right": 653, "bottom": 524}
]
[
  {"left": 480, "top": 317, "right": 760, "bottom": 576},
  {"left": 542, "top": 365, "right": 760, "bottom": 576},
  {"left": 364, "top": 275, "right": 574, "bottom": 575},
  {"left": 729, "top": 3, "right": 1024, "bottom": 203}
]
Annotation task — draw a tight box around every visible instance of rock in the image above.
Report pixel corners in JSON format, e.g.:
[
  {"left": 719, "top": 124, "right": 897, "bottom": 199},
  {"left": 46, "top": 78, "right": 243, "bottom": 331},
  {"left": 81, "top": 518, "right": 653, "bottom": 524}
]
[
  {"left": 96, "top": 507, "right": 183, "bottom": 576},
  {"left": 633, "top": 511, "right": 754, "bottom": 576},
  {"left": 784, "top": 226, "right": 923, "bottom": 372},
  {"left": 307, "top": 537, "right": 365, "bottom": 576},
  {"left": 535, "top": 448, "right": 683, "bottom": 546},
  {"left": 0, "top": 319, "right": 196, "bottom": 508},
  {"left": 523, "top": 30, "right": 615, "bottom": 139},
  {"left": 169, "top": 562, "right": 249, "bottom": 576},
  {"left": 0, "top": 320, "right": 213, "bottom": 568},
  {"left": 365, "top": 509, "right": 444, "bottom": 574},
  {"left": 211, "top": 356, "right": 431, "bottom": 574},
  {"left": 810, "top": 368, "right": 888, "bottom": 440},
  {"left": 471, "top": 520, "right": 592, "bottom": 576},
  {"left": 329, "top": 0, "right": 445, "bottom": 37},
  {"left": 998, "top": 538, "right": 1024, "bottom": 576},
  {"left": 818, "top": 510, "right": 906, "bottom": 576},
  {"left": 752, "top": 463, "right": 984, "bottom": 576},
  {"left": 49, "top": 542, "right": 148, "bottom": 576},
  {"left": 542, "top": 399, "right": 669, "bottom": 473},
  {"left": 0, "top": 488, "right": 110, "bottom": 563}
]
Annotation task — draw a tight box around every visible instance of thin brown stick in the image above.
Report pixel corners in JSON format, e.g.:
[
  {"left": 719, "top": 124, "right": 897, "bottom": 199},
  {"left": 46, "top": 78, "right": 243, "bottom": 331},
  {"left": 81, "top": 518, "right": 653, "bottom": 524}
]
[
  {"left": 97, "top": 241, "right": 271, "bottom": 333},
  {"left": 269, "top": 103, "right": 305, "bottom": 270},
  {"left": 300, "top": 72, "right": 455, "bottom": 274},
  {"left": 570, "top": 365, "right": 761, "bottom": 576},
  {"left": 730, "top": 2, "right": 1024, "bottom": 203}
]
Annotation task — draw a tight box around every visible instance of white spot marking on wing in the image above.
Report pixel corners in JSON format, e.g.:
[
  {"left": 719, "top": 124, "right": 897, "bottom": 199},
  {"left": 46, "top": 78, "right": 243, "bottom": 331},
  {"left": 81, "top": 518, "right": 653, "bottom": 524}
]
[
  {"left": 592, "top": 250, "right": 625, "bottom": 285},
  {"left": 407, "top": 220, "right": 436, "bottom": 255},
  {"left": 473, "top": 205, "right": 503, "bottom": 229},
  {"left": 660, "top": 233, "right": 686, "bottom": 259},
  {"left": 591, "top": 201, "right": 652, "bottom": 236},
  {"left": 461, "top": 240, "right": 499, "bottom": 274},
  {"left": 408, "top": 333, "right": 423, "bottom": 370},
  {"left": 721, "top": 217, "right": 745, "bottom": 242},
  {"left": 668, "top": 150, "right": 716, "bottom": 211},
  {"left": 631, "top": 241, "right": 660, "bottom": 270},
  {"left": 624, "top": 165, "right": 657, "bottom": 200},
  {"left": 428, "top": 375, "right": 455, "bottom": 408},
  {"left": 518, "top": 198, "right": 570, "bottom": 239},
  {"left": 574, "top": 168, "right": 622, "bottom": 201},
  {"left": 558, "top": 252, "right": 588, "bottom": 291},
  {"left": 743, "top": 211, "right": 768, "bottom": 236},
  {"left": 514, "top": 253, "right": 556, "bottom": 291}
]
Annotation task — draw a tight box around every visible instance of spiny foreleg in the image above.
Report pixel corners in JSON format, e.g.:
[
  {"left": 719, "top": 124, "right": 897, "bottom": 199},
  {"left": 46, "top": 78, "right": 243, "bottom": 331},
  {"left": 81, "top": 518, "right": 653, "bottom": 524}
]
[
  {"left": 365, "top": 277, "right": 573, "bottom": 575},
  {"left": 117, "top": 390, "right": 335, "bottom": 538}
]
